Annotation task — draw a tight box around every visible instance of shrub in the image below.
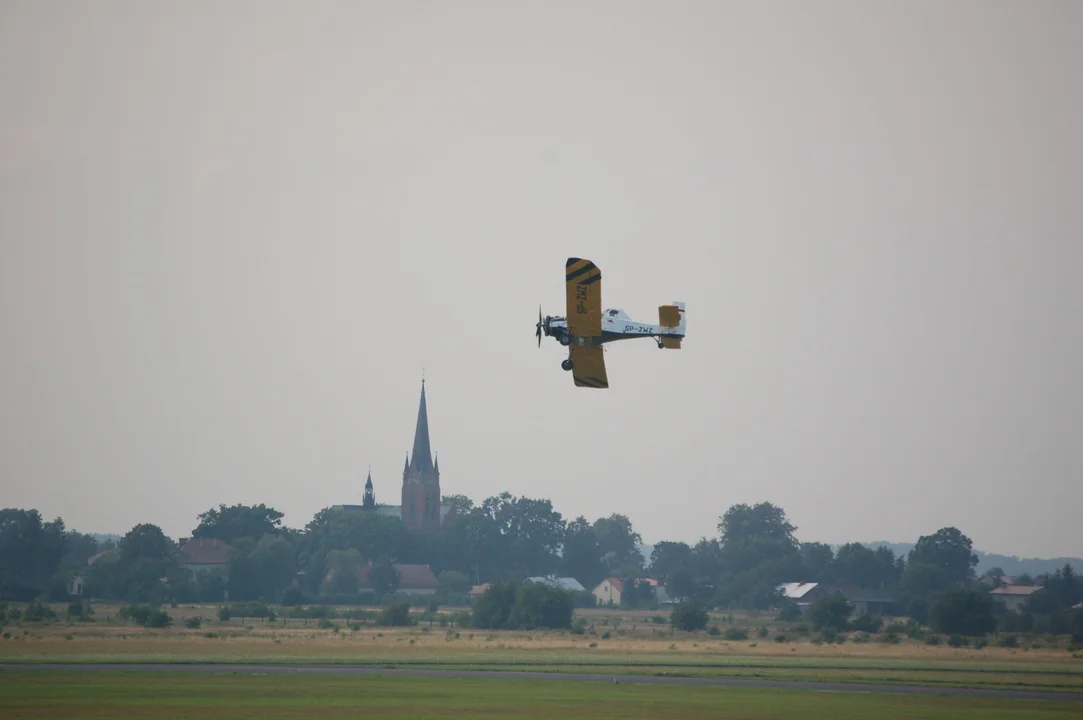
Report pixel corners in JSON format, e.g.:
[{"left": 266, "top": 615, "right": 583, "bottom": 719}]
[
  {"left": 850, "top": 614, "right": 883, "bottom": 633},
  {"left": 807, "top": 597, "right": 852, "bottom": 633},
  {"left": 757, "top": 626, "right": 769, "bottom": 638},
  {"left": 774, "top": 634, "right": 788, "bottom": 643},
  {"left": 997, "top": 634, "right": 1018, "bottom": 648},
  {"left": 947, "top": 635, "right": 969, "bottom": 648},
  {"left": 184, "top": 616, "right": 202, "bottom": 629},
  {"left": 974, "top": 638, "right": 988, "bottom": 649},
  {"left": 671, "top": 601, "right": 709, "bottom": 632},
  {"left": 931, "top": 588, "right": 996, "bottom": 637},
  {"left": 924, "top": 635, "right": 941, "bottom": 645},
  {"left": 377, "top": 601, "right": 414, "bottom": 627},
  {"left": 145, "top": 610, "right": 172, "bottom": 628},
  {"left": 723, "top": 627, "right": 749, "bottom": 641},
  {"left": 707, "top": 625, "right": 721, "bottom": 636},
  {"left": 776, "top": 600, "right": 802, "bottom": 622}
]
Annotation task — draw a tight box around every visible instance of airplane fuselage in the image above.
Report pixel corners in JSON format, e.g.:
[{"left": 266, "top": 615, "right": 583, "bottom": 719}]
[{"left": 540, "top": 307, "right": 683, "bottom": 349}]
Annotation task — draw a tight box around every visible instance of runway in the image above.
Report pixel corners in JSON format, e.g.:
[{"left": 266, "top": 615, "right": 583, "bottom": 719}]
[{"left": 2, "top": 663, "right": 1081, "bottom": 702}]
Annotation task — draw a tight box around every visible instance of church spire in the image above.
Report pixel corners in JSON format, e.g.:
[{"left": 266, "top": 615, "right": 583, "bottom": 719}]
[
  {"left": 363, "top": 467, "right": 375, "bottom": 509},
  {"left": 409, "top": 377, "right": 433, "bottom": 473}
]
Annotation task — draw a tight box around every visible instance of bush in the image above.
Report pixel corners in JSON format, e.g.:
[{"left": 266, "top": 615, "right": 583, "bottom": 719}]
[
  {"left": 924, "top": 635, "right": 941, "bottom": 645},
  {"left": 776, "top": 600, "right": 802, "bottom": 622},
  {"left": 146, "top": 610, "right": 172, "bottom": 628},
  {"left": 707, "top": 625, "right": 721, "bottom": 636},
  {"left": 184, "top": 616, "right": 202, "bottom": 629},
  {"left": 217, "top": 606, "right": 231, "bottom": 622},
  {"left": 471, "top": 579, "right": 575, "bottom": 630},
  {"left": 947, "top": 634, "right": 969, "bottom": 647},
  {"left": 757, "top": 626, "right": 769, "bottom": 638},
  {"left": 377, "top": 601, "right": 413, "bottom": 627},
  {"left": 723, "top": 627, "right": 749, "bottom": 641},
  {"left": 23, "top": 601, "right": 57, "bottom": 622},
  {"left": 931, "top": 588, "right": 996, "bottom": 637},
  {"left": 997, "top": 634, "right": 1018, "bottom": 648},
  {"left": 774, "top": 634, "right": 788, "bottom": 643},
  {"left": 807, "top": 597, "right": 852, "bottom": 633},
  {"left": 849, "top": 614, "right": 883, "bottom": 633},
  {"left": 671, "top": 600, "right": 709, "bottom": 632},
  {"left": 279, "top": 586, "right": 306, "bottom": 607}
]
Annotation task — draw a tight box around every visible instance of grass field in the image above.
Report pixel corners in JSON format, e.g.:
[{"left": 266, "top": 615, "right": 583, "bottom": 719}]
[
  {"left": 1, "top": 671, "right": 1080, "bottom": 719},
  {"left": 2, "top": 603, "right": 1081, "bottom": 695}
]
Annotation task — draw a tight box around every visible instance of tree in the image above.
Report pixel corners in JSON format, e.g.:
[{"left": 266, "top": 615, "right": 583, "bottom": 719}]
[
  {"left": 666, "top": 567, "right": 698, "bottom": 602},
  {"left": 649, "top": 541, "right": 692, "bottom": 579},
  {"left": 437, "top": 570, "right": 470, "bottom": 596},
  {"left": 369, "top": 561, "right": 401, "bottom": 596},
  {"left": 798, "top": 542, "right": 835, "bottom": 582},
  {"left": 508, "top": 582, "right": 575, "bottom": 629},
  {"left": 671, "top": 599, "right": 708, "bottom": 631},
  {"left": 0, "top": 509, "right": 66, "bottom": 598},
  {"left": 1044, "top": 564, "right": 1083, "bottom": 609},
  {"left": 807, "top": 596, "right": 852, "bottom": 632},
  {"left": 908, "top": 527, "right": 978, "bottom": 586},
  {"left": 441, "top": 494, "right": 475, "bottom": 517},
  {"left": 479, "top": 493, "right": 567, "bottom": 577},
  {"left": 560, "top": 517, "right": 605, "bottom": 590},
  {"left": 119, "top": 524, "right": 174, "bottom": 565},
  {"left": 982, "top": 567, "right": 1007, "bottom": 588},
  {"left": 718, "top": 502, "right": 797, "bottom": 551},
  {"left": 930, "top": 587, "right": 996, "bottom": 636},
  {"left": 592, "top": 514, "right": 644, "bottom": 572},
  {"left": 471, "top": 578, "right": 519, "bottom": 629},
  {"left": 192, "top": 504, "right": 284, "bottom": 545}
]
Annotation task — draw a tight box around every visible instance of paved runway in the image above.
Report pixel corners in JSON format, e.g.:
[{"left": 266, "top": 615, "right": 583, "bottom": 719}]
[{"left": 2, "top": 663, "right": 1081, "bottom": 702}]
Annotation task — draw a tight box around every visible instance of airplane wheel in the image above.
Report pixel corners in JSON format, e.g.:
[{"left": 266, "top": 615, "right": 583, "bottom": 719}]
[
  {"left": 559, "top": 335, "right": 571, "bottom": 346},
  {"left": 561, "top": 358, "right": 573, "bottom": 371},
  {"left": 657, "top": 341, "right": 665, "bottom": 349}
]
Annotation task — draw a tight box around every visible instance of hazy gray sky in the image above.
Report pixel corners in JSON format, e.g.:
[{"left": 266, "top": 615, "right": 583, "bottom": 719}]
[{"left": 2, "top": 1, "right": 1081, "bottom": 558}]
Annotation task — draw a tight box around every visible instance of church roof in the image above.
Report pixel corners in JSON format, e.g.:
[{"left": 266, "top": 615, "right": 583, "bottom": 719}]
[{"left": 408, "top": 379, "right": 435, "bottom": 475}]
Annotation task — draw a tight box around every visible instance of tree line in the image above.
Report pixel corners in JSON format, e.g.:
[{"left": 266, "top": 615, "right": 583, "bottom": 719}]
[{"left": 1, "top": 499, "right": 1080, "bottom": 641}]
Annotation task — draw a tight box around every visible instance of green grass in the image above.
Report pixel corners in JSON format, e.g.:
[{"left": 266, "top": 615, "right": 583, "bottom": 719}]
[{"left": 0, "top": 671, "right": 1078, "bottom": 719}]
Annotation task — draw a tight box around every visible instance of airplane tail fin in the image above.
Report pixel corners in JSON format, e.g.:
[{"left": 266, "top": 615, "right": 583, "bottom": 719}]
[{"left": 658, "top": 302, "right": 686, "bottom": 348}]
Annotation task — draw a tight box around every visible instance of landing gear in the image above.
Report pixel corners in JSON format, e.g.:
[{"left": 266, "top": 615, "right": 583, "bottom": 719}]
[
  {"left": 559, "top": 334, "right": 572, "bottom": 346},
  {"left": 656, "top": 337, "right": 665, "bottom": 349},
  {"left": 561, "top": 358, "right": 573, "bottom": 371}
]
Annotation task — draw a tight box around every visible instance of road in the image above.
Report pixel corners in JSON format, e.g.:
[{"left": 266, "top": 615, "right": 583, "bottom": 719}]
[{"left": 2, "top": 663, "right": 1081, "bottom": 702}]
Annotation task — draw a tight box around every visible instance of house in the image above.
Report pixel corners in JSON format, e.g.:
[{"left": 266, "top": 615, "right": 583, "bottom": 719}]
[
  {"left": 468, "top": 583, "right": 490, "bottom": 599},
  {"left": 989, "top": 584, "right": 1043, "bottom": 612},
  {"left": 176, "top": 538, "right": 233, "bottom": 583},
  {"left": 776, "top": 582, "right": 833, "bottom": 613},
  {"left": 635, "top": 577, "right": 675, "bottom": 606},
  {"left": 354, "top": 562, "right": 440, "bottom": 595},
  {"left": 593, "top": 578, "right": 623, "bottom": 606},
  {"left": 835, "top": 587, "right": 898, "bottom": 616},
  {"left": 67, "top": 550, "right": 115, "bottom": 596},
  {"left": 525, "top": 576, "right": 585, "bottom": 592}
]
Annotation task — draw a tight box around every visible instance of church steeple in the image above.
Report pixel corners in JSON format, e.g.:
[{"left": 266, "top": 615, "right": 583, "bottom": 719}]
[
  {"left": 401, "top": 376, "right": 442, "bottom": 533},
  {"left": 408, "top": 377, "right": 433, "bottom": 475},
  {"left": 363, "top": 467, "right": 376, "bottom": 509}
]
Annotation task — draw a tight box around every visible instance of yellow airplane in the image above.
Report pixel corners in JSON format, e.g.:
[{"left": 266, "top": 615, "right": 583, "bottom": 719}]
[{"left": 536, "top": 257, "right": 687, "bottom": 389}]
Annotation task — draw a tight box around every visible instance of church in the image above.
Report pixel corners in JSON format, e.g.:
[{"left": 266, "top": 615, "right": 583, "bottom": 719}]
[{"left": 335, "top": 378, "right": 454, "bottom": 533}]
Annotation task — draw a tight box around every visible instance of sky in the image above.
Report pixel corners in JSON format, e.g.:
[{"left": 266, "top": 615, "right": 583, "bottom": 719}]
[{"left": 2, "top": 1, "right": 1081, "bottom": 559}]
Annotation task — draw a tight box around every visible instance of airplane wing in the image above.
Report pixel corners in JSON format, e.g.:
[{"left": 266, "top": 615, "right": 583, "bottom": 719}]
[
  {"left": 565, "top": 257, "right": 602, "bottom": 342},
  {"left": 570, "top": 345, "right": 609, "bottom": 389}
]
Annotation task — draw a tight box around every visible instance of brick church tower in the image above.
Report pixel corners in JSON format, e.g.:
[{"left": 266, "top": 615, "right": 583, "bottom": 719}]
[{"left": 401, "top": 378, "right": 441, "bottom": 533}]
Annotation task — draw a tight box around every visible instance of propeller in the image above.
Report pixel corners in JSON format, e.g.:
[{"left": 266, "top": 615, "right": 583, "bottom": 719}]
[{"left": 536, "top": 305, "right": 543, "bottom": 347}]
